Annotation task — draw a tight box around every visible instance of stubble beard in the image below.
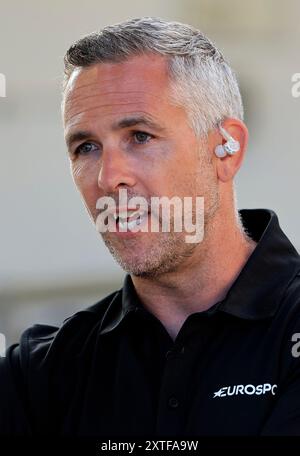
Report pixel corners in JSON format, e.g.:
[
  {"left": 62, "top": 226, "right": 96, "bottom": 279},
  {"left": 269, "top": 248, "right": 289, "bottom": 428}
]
[
  {"left": 102, "top": 228, "right": 198, "bottom": 278},
  {"left": 101, "top": 188, "right": 219, "bottom": 278}
]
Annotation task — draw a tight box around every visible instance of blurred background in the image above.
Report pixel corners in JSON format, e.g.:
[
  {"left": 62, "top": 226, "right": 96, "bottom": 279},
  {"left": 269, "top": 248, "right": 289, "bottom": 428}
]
[{"left": 0, "top": 0, "right": 299, "bottom": 345}]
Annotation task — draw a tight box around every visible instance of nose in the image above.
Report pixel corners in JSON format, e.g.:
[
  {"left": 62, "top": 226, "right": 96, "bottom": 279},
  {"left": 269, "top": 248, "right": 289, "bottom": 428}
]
[{"left": 97, "top": 145, "right": 136, "bottom": 193}]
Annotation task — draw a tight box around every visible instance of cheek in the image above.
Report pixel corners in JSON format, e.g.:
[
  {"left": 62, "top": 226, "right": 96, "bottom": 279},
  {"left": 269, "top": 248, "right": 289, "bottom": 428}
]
[
  {"left": 71, "top": 159, "right": 99, "bottom": 187},
  {"left": 70, "top": 161, "right": 99, "bottom": 215},
  {"left": 166, "top": 160, "right": 199, "bottom": 195}
]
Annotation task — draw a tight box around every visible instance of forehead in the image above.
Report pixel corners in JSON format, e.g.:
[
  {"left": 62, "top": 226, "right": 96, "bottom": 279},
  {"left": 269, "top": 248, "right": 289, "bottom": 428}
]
[{"left": 63, "top": 54, "right": 173, "bottom": 127}]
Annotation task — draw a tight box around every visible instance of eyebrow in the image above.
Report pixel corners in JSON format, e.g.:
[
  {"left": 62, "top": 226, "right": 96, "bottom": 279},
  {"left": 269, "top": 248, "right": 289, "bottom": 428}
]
[
  {"left": 65, "top": 115, "right": 165, "bottom": 150},
  {"left": 111, "top": 116, "right": 165, "bottom": 132},
  {"left": 65, "top": 130, "right": 93, "bottom": 150}
]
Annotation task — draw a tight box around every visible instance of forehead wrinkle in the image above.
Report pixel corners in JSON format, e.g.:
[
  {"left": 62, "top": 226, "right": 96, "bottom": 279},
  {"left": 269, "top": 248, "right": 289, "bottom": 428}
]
[
  {"left": 65, "top": 88, "right": 165, "bottom": 107},
  {"left": 71, "top": 62, "right": 169, "bottom": 89},
  {"left": 64, "top": 118, "right": 91, "bottom": 134},
  {"left": 66, "top": 109, "right": 162, "bottom": 128},
  {"left": 64, "top": 68, "right": 172, "bottom": 120},
  {"left": 65, "top": 81, "right": 102, "bottom": 95},
  {"left": 64, "top": 96, "right": 166, "bottom": 125},
  {"left": 65, "top": 103, "right": 147, "bottom": 125},
  {"left": 65, "top": 109, "right": 169, "bottom": 141}
]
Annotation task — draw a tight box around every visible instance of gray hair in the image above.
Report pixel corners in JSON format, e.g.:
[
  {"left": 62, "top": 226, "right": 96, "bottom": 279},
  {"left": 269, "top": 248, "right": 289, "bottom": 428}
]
[{"left": 63, "top": 17, "right": 244, "bottom": 137}]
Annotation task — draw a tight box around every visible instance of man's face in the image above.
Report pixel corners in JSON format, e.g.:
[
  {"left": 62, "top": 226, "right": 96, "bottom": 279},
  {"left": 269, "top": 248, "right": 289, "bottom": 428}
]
[{"left": 63, "top": 54, "right": 219, "bottom": 277}]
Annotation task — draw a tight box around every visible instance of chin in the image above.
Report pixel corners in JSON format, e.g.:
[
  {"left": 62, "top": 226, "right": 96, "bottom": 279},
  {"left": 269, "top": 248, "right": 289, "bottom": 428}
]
[
  {"left": 117, "top": 253, "right": 185, "bottom": 278},
  {"left": 102, "top": 231, "right": 196, "bottom": 277},
  {"left": 116, "top": 256, "right": 161, "bottom": 277}
]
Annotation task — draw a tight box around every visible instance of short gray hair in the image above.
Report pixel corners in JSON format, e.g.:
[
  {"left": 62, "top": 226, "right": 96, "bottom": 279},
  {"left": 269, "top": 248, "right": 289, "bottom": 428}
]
[{"left": 63, "top": 17, "right": 244, "bottom": 137}]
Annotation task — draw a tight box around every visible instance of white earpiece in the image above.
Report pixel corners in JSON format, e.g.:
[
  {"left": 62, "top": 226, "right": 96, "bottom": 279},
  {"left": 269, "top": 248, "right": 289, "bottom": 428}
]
[{"left": 214, "top": 125, "right": 240, "bottom": 158}]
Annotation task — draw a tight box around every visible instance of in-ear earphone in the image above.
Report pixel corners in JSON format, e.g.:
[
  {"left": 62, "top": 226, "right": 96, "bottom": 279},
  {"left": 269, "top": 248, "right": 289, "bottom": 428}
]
[{"left": 214, "top": 125, "right": 240, "bottom": 158}]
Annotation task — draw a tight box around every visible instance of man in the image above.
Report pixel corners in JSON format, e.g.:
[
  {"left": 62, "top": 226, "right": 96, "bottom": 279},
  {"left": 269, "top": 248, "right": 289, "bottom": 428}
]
[{"left": 1, "top": 17, "right": 300, "bottom": 437}]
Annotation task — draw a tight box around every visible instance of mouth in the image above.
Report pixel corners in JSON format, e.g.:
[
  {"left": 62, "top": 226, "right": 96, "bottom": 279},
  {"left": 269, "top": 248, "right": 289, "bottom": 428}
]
[{"left": 112, "top": 208, "right": 149, "bottom": 232}]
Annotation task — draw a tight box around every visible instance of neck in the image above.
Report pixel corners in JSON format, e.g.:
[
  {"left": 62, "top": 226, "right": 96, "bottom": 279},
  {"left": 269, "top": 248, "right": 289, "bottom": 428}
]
[{"left": 131, "top": 204, "right": 256, "bottom": 341}]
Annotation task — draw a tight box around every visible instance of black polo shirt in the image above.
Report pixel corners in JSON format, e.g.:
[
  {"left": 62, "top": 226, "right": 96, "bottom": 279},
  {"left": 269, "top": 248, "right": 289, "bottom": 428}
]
[{"left": 1, "top": 208, "right": 300, "bottom": 437}]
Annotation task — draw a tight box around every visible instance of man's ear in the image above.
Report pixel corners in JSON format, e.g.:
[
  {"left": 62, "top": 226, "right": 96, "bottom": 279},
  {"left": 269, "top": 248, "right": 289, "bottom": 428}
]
[{"left": 212, "top": 118, "right": 248, "bottom": 183}]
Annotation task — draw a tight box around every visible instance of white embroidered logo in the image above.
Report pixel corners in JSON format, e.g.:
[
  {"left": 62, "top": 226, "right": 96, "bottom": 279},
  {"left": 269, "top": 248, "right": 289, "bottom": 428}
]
[{"left": 213, "top": 383, "right": 277, "bottom": 398}]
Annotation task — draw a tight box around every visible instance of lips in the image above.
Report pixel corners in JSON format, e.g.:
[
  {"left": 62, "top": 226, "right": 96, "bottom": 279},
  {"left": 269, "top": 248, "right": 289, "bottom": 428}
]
[{"left": 113, "top": 208, "right": 148, "bottom": 231}]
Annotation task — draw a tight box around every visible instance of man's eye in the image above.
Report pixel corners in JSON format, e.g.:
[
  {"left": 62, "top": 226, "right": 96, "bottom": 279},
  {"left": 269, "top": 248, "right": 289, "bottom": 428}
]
[
  {"left": 133, "top": 131, "right": 152, "bottom": 144},
  {"left": 74, "top": 142, "right": 98, "bottom": 156}
]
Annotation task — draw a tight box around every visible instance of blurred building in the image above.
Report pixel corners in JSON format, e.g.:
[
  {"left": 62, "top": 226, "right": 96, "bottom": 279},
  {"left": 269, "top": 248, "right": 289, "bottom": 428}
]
[{"left": 0, "top": 0, "right": 299, "bottom": 344}]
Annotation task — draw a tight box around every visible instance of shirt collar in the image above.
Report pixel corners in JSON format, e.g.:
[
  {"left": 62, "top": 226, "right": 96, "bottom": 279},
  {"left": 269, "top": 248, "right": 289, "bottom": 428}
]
[
  {"left": 98, "top": 209, "right": 300, "bottom": 334},
  {"left": 98, "top": 277, "right": 137, "bottom": 335},
  {"left": 219, "top": 209, "right": 300, "bottom": 319}
]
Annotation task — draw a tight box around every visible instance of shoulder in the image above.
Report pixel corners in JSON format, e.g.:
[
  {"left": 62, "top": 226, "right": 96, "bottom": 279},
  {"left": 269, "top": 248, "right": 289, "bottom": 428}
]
[
  {"left": 0, "top": 288, "right": 121, "bottom": 434},
  {"left": 22, "top": 288, "right": 121, "bottom": 366},
  {"left": 1, "top": 287, "right": 121, "bottom": 387}
]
